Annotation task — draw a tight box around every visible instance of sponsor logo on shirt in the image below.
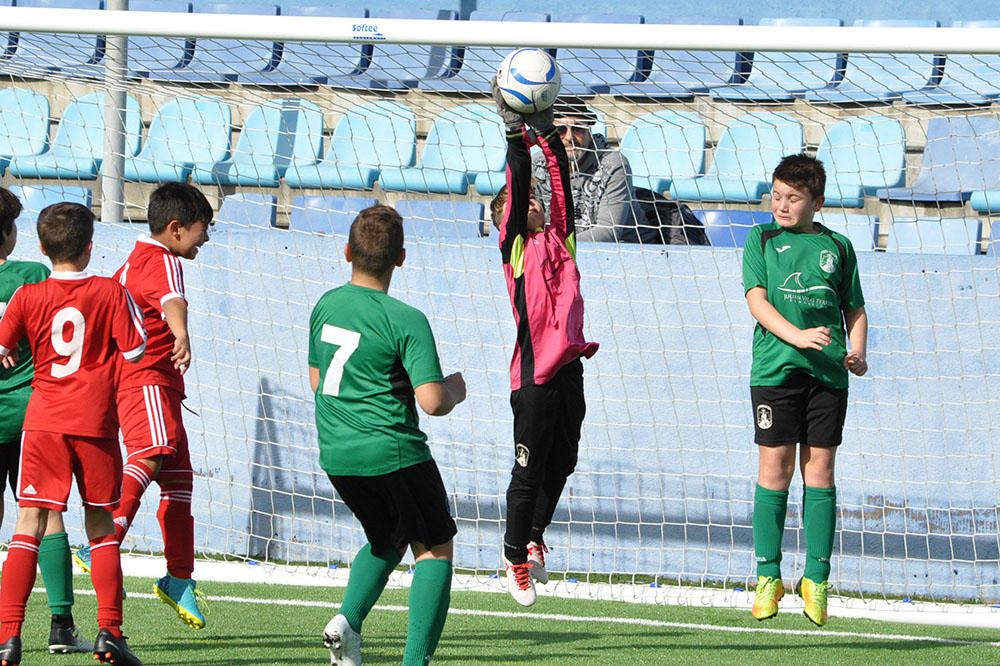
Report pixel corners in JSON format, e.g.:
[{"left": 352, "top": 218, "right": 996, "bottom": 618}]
[{"left": 777, "top": 272, "right": 835, "bottom": 308}]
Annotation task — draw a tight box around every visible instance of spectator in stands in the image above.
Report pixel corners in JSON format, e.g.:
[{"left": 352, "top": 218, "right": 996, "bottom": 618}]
[{"left": 531, "top": 99, "right": 707, "bottom": 245}]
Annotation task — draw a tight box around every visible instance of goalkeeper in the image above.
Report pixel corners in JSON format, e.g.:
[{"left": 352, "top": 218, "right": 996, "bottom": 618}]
[
  {"left": 742, "top": 154, "right": 868, "bottom": 627},
  {"left": 489, "top": 80, "right": 599, "bottom": 607}
]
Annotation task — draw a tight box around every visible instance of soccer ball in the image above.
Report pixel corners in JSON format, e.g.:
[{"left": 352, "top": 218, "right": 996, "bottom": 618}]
[{"left": 496, "top": 48, "right": 561, "bottom": 114}]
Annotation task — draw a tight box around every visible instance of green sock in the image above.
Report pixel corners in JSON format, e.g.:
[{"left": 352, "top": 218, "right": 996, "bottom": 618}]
[
  {"left": 38, "top": 532, "right": 74, "bottom": 616},
  {"left": 753, "top": 484, "right": 788, "bottom": 580},
  {"left": 402, "top": 559, "right": 452, "bottom": 666},
  {"left": 803, "top": 485, "right": 837, "bottom": 584},
  {"left": 340, "top": 544, "right": 402, "bottom": 633}
]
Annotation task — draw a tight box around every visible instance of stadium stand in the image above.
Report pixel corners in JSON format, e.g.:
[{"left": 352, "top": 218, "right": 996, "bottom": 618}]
[
  {"left": 901, "top": 20, "right": 1000, "bottom": 105},
  {"left": 214, "top": 192, "right": 277, "bottom": 229},
  {"left": 610, "top": 16, "right": 744, "bottom": 100},
  {"left": 816, "top": 115, "right": 906, "bottom": 207},
  {"left": 289, "top": 195, "right": 378, "bottom": 234},
  {"left": 708, "top": 17, "right": 843, "bottom": 101},
  {"left": 554, "top": 13, "right": 645, "bottom": 95},
  {"left": 876, "top": 115, "right": 1000, "bottom": 203},
  {"left": 669, "top": 112, "right": 803, "bottom": 203},
  {"left": 124, "top": 96, "right": 232, "bottom": 183},
  {"left": 8, "top": 91, "right": 141, "bottom": 179},
  {"left": 806, "top": 19, "right": 941, "bottom": 104},
  {"left": 238, "top": 3, "right": 369, "bottom": 86},
  {"left": 126, "top": 0, "right": 192, "bottom": 79},
  {"left": 970, "top": 189, "right": 1000, "bottom": 214},
  {"left": 814, "top": 212, "right": 878, "bottom": 251},
  {"left": 0, "top": 88, "right": 50, "bottom": 174},
  {"left": 0, "top": 0, "right": 104, "bottom": 79},
  {"left": 693, "top": 210, "right": 771, "bottom": 247},
  {"left": 883, "top": 217, "right": 982, "bottom": 254},
  {"left": 421, "top": 11, "right": 550, "bottom": 94},
  {"left": 285, "top": 100, "right": 416, "bottom": 190},
  {"left": 618, "top": 110, "right": 706, "bottom": 194},
  {"left": 9, "top": 184, "right": 92, "bottom": 221},
  {"left": 396, "top": 200, "right": 486, "bottom": 238},
  {"left": 378, "top": 104, "right": 505, "bottom": 195},
  {"left": 148, "top": 2, "right": 280, "bottom": 83},
  {"left": 191, "top": 98, "right": 322, "bottom": 187}
]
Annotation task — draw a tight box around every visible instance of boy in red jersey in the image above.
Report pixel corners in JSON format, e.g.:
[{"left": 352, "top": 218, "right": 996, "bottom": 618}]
[
  {"left": 75, "top": 183, "right": 212, "bottom": 630},
  {"left": 0, "top": 203, "right": 147, "bottom": 666},
  {"left": 489, "top": 82, "right": 599, "bottom": 606}
]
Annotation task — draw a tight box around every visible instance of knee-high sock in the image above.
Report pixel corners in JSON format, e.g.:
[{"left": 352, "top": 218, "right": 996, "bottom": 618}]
[
  {"left": 0, "top": 534, "right": 40, "bottom": 641},
  {"left": 402, "top": 559, "right": 452, "bottom": 666},
  {"left": 38, "top": 531, "right": 74, "bottom": 616},
  {"left": 113, "top": 462, "right": 154, "bottom": 542},
  {"left": 340, "top": 544, "right": 402, "bottom": 633},
  {"left": 753, "top": 484, "right": 789, "bottom": 580},
  {"left": 157, "top": 474, "right": 194, "bottom": 579},
  {"left": 88, "top": 534, "right": 123, "bottom": 633},
  {"left": 803, "top": 485, "right": 837, "bottom": 584}
]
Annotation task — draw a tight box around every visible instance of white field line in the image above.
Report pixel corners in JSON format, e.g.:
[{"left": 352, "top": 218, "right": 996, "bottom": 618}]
[{"left": 61, "top": 587, "right": 1000, "bottom": 648}]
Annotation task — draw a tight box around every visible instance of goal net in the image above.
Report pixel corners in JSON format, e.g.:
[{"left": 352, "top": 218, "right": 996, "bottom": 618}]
[{"left": 0, "top": 6, "right": 998, "bottom": 620}]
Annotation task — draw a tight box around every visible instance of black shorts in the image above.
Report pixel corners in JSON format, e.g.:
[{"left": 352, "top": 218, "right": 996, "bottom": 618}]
[
  {"left": 329, "top": 458, "right": 457, "bottom": 552},
  {"left": 750, "top": 375, "right": 848, "bottom": 446},
  {"left": 0, "top": 440, "right": 19, "bottom": 495}
]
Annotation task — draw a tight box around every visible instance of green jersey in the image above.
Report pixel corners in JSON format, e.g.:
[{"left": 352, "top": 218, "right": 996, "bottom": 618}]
[
  {"left": 742, "top": 222, "right": 865, "bottom": 389},
  {"left": 0, "top": 260, "right": 50, "bottom": 442},
  {"left": 309, "top": 283, "right": 445, "bottom": 476}
]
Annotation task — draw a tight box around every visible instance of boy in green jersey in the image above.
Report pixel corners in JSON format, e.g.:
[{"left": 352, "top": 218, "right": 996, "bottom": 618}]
[
  {"left": 0, "top": 188, "right": 92, "bottom": 654},
  {"left": 742, "top": 155, "right": 868, "bottom": 627},
  {"left": 309, "top": 204, "right": 467, "bottom": 666}
]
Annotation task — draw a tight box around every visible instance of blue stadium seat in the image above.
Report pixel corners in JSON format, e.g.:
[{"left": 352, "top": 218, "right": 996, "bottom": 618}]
[
  {"left": 877, "top": 116, "right": 1000, "bottom": 204},
  {"left": 9, "top": 184, "right": 92, "bottom": 222},
  {"left": 0, "top": 88, "right": 50, "bottom": 174},
  {"left": 709, "top": 18, "right": 843, "bottom": 102},
  {"left": 901, "top": 21, "right": 1000, "bottom": 105},
  {"left": 619, "top": 110, "right": 705, "bottom": 194},
  {"left": 284, "top": 100, "right": 416, "bottom": 190},
  {"left": 970, "top": 189, "right": 1000, "bottom": 213},
  {"left": 214, "top": 193, "right": 276, "bottom": 229},
  {"left": 8, "top": 91, "right": 141, "bottom": 179},
  {"left": 669, "top": 112, "right": 803, "bottom": 203},
  {"left": 806, "top": 20, "right": 941, "bottom": 104},
  {"left": 814, "top": 212, "right": 878, "bottom": 251},
  {"left": 884, "top": 218, "right": 982, "bottom": 254},
  {"left": 379, "top": 104, "right": 505, "bottom": 195},
  {"left": 396, "top": 200, "right": 485, "bottom": 239},
  {"left": 816, "top": 115, "right": 905, "bottom": 208},
  {"left": 421, "top": 11, "right": 550, "bottom": 93},
  {"left": 986, "top": 217, "right": 1000, "bottom": 255},
  {"left": 1, "top": 0, "right": 104, "bottom": 78},
  {"left": 555, "top": 13, "right": 645, "bottom": 95},
  {"left": 192, "top": 98, "right": 322, "bottom": 187},
  {"left": 610, "top": 16, "right": 744, "bottom": 100},
  {"left": 692, "top": 210, "right": 771, "bottom": 248},
  {"left": 289, "top": 195, "right": 377, "bottom": 235},
  {"left": 148, "top": 2, "right": 279, "bottom": 83},
  {"left": 126, "top": 0, "right": 192, "bottom": 78},
  {"left": 124, "top": 96, "right": 231, "bottom": 182},
  {"left": 327, "top": 9, "right": 459, "bottom": 90},
  {"left": 238, "top": 3, "right": 369, "bottom": 86}
]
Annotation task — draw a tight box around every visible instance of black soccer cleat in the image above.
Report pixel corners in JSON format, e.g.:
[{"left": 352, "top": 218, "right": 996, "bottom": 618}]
[
  {"left": 0, "top": 635, "right": 21, "bottom": 666},
  {"left": 48, "top": 615, "right": 93, "bottom": 654},
  {"left": 93, "top": 629, "right": 142, "bottom": 666}
]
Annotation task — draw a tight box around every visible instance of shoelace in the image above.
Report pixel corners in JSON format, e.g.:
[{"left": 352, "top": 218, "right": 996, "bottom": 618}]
[
  {"left": 528, "top": 542, "right": 549, "bottom": 567},
  {"left": 510, "top": 562, "right": 533, "bottom": 590}
]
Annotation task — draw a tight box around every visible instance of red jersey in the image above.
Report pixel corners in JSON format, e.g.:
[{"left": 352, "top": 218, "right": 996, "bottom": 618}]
[
  {"left": 0, "top": 271, "right": 146, "bottom": 438},
  {"left": 115, "top": 237, "right": 187, "bottom": 395}
]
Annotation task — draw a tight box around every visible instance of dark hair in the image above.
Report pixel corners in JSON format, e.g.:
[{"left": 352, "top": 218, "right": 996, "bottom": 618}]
[
  {"left": 348, "top": 205, "right": 404, "bottom": 276},
  {"left": 147, "top": 182, "right": 214, "bottom": 235},
  {"left": 490, "top": 186, "right": 508, "bottom": 229},
  {"left": 0, "top": 187, "right": 22, "bottom": 245},
  {"left": 551, "top": 96, "right": 598, "bottom": 126},
  {"left": 772, "top": 153, "right": 826, "bottom": 200},
  {"left": 36, "top": 202, "right": 94, "bottom": 262}
]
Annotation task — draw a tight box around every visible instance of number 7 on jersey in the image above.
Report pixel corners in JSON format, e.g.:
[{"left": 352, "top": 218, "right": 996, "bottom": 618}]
[{"left": 320, "top": 324, "right": 361, "bottom": 397}]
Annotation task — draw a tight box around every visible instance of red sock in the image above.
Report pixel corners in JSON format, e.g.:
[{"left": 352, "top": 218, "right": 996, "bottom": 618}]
[
  {"left": 88, "top": 534, "right": 123, "bottom": 632},
  {"left": 158, "top": 477, "right": 194, "bottom": 579},
  {"left": 0, "top": 534, "right": 40, "bottom": 641},
  {"left": 113, "top": 462, "right": 154, "bottom": 542}
]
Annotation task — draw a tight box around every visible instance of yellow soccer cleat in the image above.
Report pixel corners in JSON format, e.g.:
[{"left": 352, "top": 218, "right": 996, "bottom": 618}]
[
  {"left": 750, "top": 576, "right": 784, "bottom": 620},
  {"left": 797, "top": 577, "right": 830, "bottom": 627}
]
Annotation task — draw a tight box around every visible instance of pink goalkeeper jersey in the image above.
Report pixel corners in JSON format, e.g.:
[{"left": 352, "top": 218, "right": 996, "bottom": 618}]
[{"left": 498, "top": 128, "right": 598, "bottom": 391}]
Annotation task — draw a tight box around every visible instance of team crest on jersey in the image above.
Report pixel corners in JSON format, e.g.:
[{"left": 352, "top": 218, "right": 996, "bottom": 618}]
[
  {"left": 515, "top": 443, "right": 530, "bottom": 467},
  {"left": 819, "top": 249, "right": 837, "bottom": 274},
  {"left": 756, "top": 405, "right": 773, "bottom": 430}
]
